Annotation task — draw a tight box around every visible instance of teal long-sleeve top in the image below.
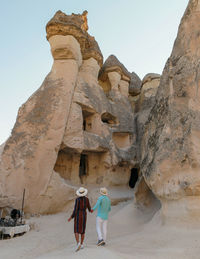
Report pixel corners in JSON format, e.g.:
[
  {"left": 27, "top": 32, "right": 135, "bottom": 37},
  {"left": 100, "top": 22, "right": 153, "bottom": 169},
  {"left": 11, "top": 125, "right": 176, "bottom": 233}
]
[{"left": 92, "top": 195, "right": 111, "bottom": 220}]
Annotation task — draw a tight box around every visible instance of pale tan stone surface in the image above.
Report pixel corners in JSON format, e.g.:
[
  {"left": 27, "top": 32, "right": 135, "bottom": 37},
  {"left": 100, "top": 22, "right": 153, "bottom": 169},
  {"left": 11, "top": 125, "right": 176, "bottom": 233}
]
[
  {"left": 0, "top": 143, "right": 5, "bottom": 157},
  {"left": 119, "top": 79, "right": 129, "bottom": 97},
  {"left": 112, "top": 132, "right": 132, "bottom": 149},
  {"left": 49, "top": 35, "right": 82, "bottom": 65},
  {"left": 133, "top": 75, "right": 160, "bottom": 181},
  {"left": 2, "top": 4, "right": 200, "bottom": 258},
  {"left": 46, "top": 10, "right": 103, "bottom": 66},
  {"left": 58, "top": 55, "right": 136, "bottom": 187},
  {"left": 140, "top": 0, "right": 200, "bottom": 221},
  {"left": 0, "top": 32, "right": 82, "bottom": 213},
  {"left": 0, "top": 12, "right": 137, "bottom": 214},
  {"left": 98, "top": 55, "right": 131, "bottom": 82},
  {"left": 4, "top": 1, "right": 200, "bottom": 221},
  {"left": 107, "top": 71, "right": 121, "bottom": 91},
  {"left": 134, "top": 175, "right": 161, "bottom": 210}
]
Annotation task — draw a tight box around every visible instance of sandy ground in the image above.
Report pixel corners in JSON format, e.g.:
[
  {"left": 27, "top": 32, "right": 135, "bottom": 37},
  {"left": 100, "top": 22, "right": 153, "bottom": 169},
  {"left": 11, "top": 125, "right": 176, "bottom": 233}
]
[{"left": 0, "top": 198, "right": 200, "bottom": 259}]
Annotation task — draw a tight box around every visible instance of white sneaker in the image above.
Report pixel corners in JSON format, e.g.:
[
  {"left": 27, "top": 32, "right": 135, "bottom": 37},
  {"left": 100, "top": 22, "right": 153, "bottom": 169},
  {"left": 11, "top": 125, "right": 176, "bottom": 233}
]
[
  {"left": 75, "top": 242, "right": 81, "bottom": 252},
  {"left": 81, "top": 244, "right": 84, "bottom": 249}
]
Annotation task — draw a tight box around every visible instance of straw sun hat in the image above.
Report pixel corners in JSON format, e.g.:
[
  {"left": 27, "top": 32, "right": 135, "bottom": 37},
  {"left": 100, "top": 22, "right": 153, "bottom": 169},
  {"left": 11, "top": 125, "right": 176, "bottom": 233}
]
[
  {"left": 76, "top": 187, "right": 88, "bottom": 197},
  {"left": 100, "top": 187, "right": 108, "bottom": 196}
]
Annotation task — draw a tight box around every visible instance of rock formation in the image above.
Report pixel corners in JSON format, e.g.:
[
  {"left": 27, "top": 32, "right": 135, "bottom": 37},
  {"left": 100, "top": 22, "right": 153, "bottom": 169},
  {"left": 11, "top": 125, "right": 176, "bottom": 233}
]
[
  {"left": 1, "top": 0, "right": 199, "bottom": 224},
  {"left": 0, "top": 11, "right": 139, "bottom": 214},
  {"left": 134, "top": 73, "right": 161, "bottom": 208},
  {"left": 140, "top": 0, "right": 200, "bottom": 224}
]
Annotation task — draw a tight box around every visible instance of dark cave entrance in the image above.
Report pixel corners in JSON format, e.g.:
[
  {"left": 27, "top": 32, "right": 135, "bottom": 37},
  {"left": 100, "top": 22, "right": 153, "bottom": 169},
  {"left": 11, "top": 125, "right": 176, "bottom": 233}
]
[
  {"left": 101, "top": 112, "right": 118, "bottom": 125},
  {"left": 79, "top": 154, "right": 88, "bottom": 179},
  {"left": 129, "top": 168, "right": 139, "bottom": 188},
  {"left": 83, "top": 118, "right": 86, "bottom": 130}
]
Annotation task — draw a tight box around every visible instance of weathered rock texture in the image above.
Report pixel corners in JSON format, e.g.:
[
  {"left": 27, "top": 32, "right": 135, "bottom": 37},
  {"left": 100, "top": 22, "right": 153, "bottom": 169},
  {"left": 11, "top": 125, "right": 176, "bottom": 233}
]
[
  {"left": 135, "top": 73, "right": 161, "bottom": 162},
  {"left": 46, "top": 10, "right": 103, "bottom": 66},
  {"left": 140, "top": 0, "right": 200, "bottom": 223},
  {"left": 0, "top": 11, "right": 140, "bottom": 214},
  {"left": 1, "top": 1, "right": 198, "bottom": 222},
  {"left": 129, "top": 72, "right": 142, "bottom": 96},
  {"left": 133, "top": 74, "right": 161, "bottom": 208}
]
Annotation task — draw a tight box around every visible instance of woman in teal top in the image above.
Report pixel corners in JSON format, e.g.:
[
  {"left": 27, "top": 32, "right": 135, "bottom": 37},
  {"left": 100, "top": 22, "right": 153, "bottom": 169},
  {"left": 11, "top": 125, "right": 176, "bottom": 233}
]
[{"left": 92, "top": 187, "right": 111, "bottom": 246}]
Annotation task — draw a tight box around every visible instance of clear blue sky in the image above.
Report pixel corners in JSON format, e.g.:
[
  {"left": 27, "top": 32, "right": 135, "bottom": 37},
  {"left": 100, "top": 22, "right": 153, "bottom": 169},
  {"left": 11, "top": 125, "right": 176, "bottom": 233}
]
[{"left": 0, "top": 0, "right": 188, "bottom": 144}]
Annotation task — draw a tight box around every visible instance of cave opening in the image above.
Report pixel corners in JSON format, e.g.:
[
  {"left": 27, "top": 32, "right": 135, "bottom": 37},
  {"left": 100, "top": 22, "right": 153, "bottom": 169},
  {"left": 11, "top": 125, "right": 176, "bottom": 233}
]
[
  {"left": 101, "top": 112, "right": 118, "bottom": 125},
  {"left": 83, "top": 118, "right": 86, "bottom": 130},
  {"left": 79, "top": 154, "right": 88, "bottom": 179},
  {"left": 129, "top": 168, "right": 139, "bottom": 188},
  {"left": 82, "top": 110, "right": 93, "bottom": 131}
]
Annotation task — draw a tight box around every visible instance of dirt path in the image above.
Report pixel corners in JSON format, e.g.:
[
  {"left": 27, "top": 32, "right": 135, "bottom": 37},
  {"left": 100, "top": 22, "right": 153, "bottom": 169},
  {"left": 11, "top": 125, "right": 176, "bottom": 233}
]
[{"left": 0, "top": 199, "right": 200, "bottom": 259}]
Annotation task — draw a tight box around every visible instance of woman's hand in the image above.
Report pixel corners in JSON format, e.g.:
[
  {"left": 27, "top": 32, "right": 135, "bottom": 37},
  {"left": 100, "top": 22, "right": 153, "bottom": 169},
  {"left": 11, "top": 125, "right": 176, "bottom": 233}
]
[{"left": 68, "top": 216, "right": 72, "bottom": 222}]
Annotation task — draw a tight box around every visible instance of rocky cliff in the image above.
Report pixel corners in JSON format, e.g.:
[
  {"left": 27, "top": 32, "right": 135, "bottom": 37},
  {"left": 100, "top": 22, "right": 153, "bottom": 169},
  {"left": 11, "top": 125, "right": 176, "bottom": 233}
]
[
  {"left": 0, "top": 11, "right": 139, "bottom": 214},
  {"left": 140, "top": 0, "right": 200, "bottom": 223},
  {"left": 1, "top": 0, "right": 200, "bottom": 223}
]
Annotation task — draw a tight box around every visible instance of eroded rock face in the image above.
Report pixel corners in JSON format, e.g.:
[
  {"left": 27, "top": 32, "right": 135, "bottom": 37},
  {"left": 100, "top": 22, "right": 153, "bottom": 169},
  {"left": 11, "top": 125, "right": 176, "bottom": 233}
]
[
  {"left": 98, "top": 55, "right": 131, "bottom": 83},
  {"left": 135, "top": 74, "right": 160, "bottom": 162},
  {"left": 140, "top": 0, "right": 200, "bottom": 223},
  {"left": 0, "top": 11, "right": 139, "bottom": 214},
  {"left": 134, "top": 175, "right": 161, "bottom": 211},
  {"left": 46, "top": 10, "right": 103, "bottom": 66},
  {"left": 129, "top": 72, "right": 142, "bottom": 96},
  {"left": 58, "top": 55, "right": 136, "bottom": 187},
  {"left": 4, "top": 2, "right": 198, "bottom": 219},
  {"left": 0, "top": 34, "right": 81, "bottom": 214},
  {"left": 131, "top": 74, "right": 161, "bottom": 209}
]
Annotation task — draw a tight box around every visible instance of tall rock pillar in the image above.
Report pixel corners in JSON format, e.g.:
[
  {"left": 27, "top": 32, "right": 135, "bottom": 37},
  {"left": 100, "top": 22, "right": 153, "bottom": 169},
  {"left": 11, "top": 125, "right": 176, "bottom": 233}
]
[
  {"left": 0, "top": 13, "right": 83, "bottom": 214},
  {"left": 141, "top": 0, "right": 200, "bottom": 224}
]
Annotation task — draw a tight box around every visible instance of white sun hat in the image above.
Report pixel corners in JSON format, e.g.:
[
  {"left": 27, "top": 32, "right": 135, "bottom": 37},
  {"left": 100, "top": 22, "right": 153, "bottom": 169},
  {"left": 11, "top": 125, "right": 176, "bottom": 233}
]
[
  {"left": 100, "top": 187, "right": 108, "bottom": 196},
  {"left": 76, "top": 187, "right": 88, "bottom": 197}
]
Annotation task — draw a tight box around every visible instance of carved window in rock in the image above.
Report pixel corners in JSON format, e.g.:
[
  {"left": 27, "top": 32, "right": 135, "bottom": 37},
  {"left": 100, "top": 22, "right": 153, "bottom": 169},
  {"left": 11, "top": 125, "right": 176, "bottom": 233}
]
[
  {"left": 129, "top": 168, "right": 139, "bottom": 189},
  {"left": 101, "top": 112, "right": 118, "bottom": 125},
  {"left": 82, "top": 110, "right": 94, "bottom": 132},
  {"left": 112, "top": 132, "right": 132, "bottom": 149}
]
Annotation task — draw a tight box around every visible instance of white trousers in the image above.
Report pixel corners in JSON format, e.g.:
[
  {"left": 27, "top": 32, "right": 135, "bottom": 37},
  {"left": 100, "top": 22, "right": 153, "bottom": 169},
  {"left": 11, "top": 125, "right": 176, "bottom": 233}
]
[{"left": 96, "top": 216, "right": 108, "bottom": 241}]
